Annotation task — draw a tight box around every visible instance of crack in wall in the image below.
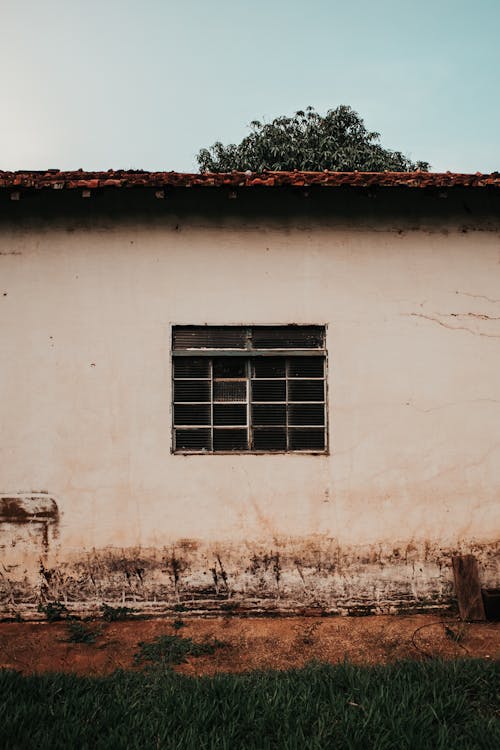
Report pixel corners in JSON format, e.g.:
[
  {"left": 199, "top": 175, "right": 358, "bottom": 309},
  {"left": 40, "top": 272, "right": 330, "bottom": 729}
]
[
  {"left": 406, "top": 312, "right": 500, "bottom": 338},
  {"left": 449, "top": 312, "right": 500, "bottom": 321},
  {"left": 454, "top": 291, "right": 500, "bottom": 305}
]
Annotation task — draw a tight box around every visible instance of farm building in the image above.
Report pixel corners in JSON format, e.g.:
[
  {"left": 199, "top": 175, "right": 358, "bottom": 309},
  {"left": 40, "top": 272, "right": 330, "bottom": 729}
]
[{"left": 0, "top": 170, "right": 499, "bottom": 618}]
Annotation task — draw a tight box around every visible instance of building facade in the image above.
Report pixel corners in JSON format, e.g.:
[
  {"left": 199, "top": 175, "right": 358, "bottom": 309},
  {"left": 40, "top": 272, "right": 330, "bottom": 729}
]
[{"left": 0, "top": 171, "right": 499, "bottom": 617}]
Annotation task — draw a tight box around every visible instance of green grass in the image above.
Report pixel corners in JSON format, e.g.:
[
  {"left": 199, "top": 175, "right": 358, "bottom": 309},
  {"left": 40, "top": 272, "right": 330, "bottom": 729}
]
[
  {"left": 62, "top": 621, "right": 101, "bottom": 644},
  {"left": 37, "top": 601, "right": 70, "bottom": 622},
  {"left": 101, "top": 603, "right": 136, "bottom": 622},
  {"left": 133, "top": 633, "right": 227, "bottom": 667},
  {"left": 0, "top": 660, "right": 498, "bottom": 749}
]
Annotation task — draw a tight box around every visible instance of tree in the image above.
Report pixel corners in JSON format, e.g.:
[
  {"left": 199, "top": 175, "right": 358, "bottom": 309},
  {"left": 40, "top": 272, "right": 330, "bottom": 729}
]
[{"left": 197, "top": 105, "right": 429, "bottom": 173}]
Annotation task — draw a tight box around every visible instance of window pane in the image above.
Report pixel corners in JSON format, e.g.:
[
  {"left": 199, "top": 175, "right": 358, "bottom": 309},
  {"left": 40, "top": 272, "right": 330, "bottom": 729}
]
[
  {"left": 213, "top": 429, "right": 248, "bottom": 451},
  {"left": 213, "top": 358, "right": 246, "bottom": 378},
  {"left": 253, "top": 428, "right": 286, "bottom": 451},
  {"left": 173, "top": 358, "right": 210, "bottom": 378},
  {"left": 252, "top": 380, "right": 286, "bottom": 401},
  {"left": 213, "top": 404, "right": 247, "bottom": 426},
  {"left": 288, "top": 404, "right": 325, "bottom": 426},
  {"left": 252, "top": 404, "right": 286, "bottom": 426},
  {"left": 175, "top": 428, "right": 211, "bottom": 451},
  {"left": 213, "top": 381, "right": 247, "bottom": 402},
  {"left": 174, "top": 380, "right": 210, "bottom": 402},
  {"left": 252, "top": 326, "right": 324, "bottom": 349},
  {"left": 174, "top": 404, "right": 210, "bottom": 426},
  {"left": 288, "top": 357, "right": 324, "bottom": 378},
  {"left": 173, "top": 327, "right": 247, "bottom": 350},
  {"left": 288, "top": 380, "right": 324, "bottom": 402},
  {"left": 289, "top": 428, "right": 325, "bottom": 450},
  {"left": 253, "top": 358, "right": 286, "bottom": 378}
]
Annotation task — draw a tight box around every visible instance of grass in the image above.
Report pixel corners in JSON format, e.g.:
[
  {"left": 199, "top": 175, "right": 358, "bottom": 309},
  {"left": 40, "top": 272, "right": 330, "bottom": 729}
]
[
  {"left": 62, "top": 622, "right": 101, "bottom": 644},
  {"left": 0, "top": 660, "right": 498, "bottom": 749},
  {"left": 101, "top": 604, "right": 136, "bottom": 622},
  {"left": 37, "top": 601, "right": 70, "bottom": 622},
  {"left": 133, "top": 633, "right": 227, "bottom": 667}
]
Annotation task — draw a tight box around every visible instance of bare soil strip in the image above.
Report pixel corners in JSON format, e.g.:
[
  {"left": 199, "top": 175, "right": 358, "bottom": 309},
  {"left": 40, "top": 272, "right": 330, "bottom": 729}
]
[{"left": 0, "top": 614, "right": 498, "bottom": 676}]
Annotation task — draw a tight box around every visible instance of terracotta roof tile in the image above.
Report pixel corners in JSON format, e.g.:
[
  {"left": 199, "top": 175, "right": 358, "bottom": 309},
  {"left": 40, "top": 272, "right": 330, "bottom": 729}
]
[{"left": 0, "top": 170, "right": 499, "bottom": 191}]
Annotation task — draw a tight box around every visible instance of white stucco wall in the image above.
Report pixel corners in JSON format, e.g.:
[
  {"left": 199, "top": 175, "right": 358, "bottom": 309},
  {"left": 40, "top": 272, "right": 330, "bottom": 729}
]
[{"left": 1, "top": 210, "right": 499, "bottom": 615}]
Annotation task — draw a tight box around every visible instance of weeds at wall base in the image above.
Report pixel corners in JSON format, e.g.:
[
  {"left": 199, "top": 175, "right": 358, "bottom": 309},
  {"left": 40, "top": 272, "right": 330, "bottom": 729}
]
[
  {"left": 37, "top": 601, "right": 71, "bottom": 623},
  {"left": 62, "top": 621, "right": 102, "bottom": 644},
  {"left": 133, "top": 633, "right": 228, "bottom": 668},
  {"left": 100, "top": 603, "right": 137, "bottom": 622}
]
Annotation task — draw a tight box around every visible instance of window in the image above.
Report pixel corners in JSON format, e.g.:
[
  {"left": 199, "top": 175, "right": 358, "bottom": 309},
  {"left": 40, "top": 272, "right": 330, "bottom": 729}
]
[{"left": 172, "top": 326, "right": 327, "bottom": 453}]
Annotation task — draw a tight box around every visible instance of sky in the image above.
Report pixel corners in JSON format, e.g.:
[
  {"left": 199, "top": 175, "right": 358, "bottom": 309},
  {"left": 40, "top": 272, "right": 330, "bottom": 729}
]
[{"left": 0, "top": 0, "right": 499, "bottom": 173}]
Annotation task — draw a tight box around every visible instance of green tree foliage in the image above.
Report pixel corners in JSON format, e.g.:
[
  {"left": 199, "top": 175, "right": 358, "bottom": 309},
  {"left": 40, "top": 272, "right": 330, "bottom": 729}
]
[{"left": 197, "top": 105, "right": 429, "bottom": 173}]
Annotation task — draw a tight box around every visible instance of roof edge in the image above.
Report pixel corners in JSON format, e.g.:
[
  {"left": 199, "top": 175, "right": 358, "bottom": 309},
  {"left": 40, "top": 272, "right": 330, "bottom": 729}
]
[{"left": 1, "top": 170, "right": 500, "bottom": 190}]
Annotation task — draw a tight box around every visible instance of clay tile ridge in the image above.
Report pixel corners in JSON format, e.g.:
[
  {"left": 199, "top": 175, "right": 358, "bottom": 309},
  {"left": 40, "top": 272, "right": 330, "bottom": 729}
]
[{"left": 0, "top": 170, "right": 499, "bottom": 190}]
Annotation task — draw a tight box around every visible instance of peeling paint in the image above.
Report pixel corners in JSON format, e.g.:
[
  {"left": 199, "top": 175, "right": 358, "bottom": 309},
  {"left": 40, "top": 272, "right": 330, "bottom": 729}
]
[
  {"left": 1, "top": 537, "right": 498, "bottom": 620},
  {"left": 0, "top": 493, "right": 59, "bottom": 554}
]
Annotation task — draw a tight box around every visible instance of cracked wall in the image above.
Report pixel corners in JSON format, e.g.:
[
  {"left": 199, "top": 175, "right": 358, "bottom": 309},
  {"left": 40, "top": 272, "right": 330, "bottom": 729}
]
[{"left": 1, "top": 207, "right": 499, "bottom": 616}]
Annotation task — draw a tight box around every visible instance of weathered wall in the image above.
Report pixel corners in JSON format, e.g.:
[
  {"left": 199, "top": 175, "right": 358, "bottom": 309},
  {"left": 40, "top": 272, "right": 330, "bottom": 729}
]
[{"left": 1, "top": 201, "right": 499, "bottom": 616}]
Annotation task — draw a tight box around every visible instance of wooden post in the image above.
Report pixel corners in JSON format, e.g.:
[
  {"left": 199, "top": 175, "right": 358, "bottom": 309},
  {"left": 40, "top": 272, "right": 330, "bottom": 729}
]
[{"left": 451, "top": 554, "right": 486, "bottom": 621}]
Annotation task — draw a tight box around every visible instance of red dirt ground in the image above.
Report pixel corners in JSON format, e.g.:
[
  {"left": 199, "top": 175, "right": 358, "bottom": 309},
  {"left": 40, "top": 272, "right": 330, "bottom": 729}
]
[{"left": 0, "top": 615, "right": 498, "bottom": 677}]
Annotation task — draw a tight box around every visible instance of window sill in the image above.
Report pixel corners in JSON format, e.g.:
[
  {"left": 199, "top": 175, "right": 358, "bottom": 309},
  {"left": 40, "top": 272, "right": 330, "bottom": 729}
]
[{"left": 172, "top": 450, "right": 329, "bottom": 456}]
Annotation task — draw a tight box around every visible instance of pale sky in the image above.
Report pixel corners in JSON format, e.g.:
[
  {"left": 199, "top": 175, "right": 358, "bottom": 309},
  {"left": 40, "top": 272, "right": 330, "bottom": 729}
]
[{"left": 1, "top": 0, "right": 499, "bottom": 173}]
